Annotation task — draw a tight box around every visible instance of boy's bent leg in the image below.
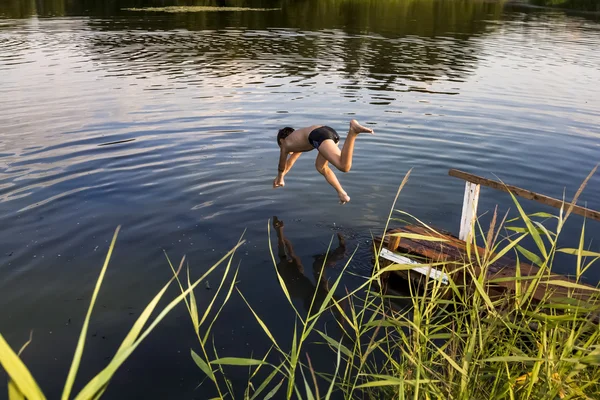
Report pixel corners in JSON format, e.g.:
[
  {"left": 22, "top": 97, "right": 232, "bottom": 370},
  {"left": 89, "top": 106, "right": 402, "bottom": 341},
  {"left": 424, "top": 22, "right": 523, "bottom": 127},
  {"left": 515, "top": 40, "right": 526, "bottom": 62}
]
[
  {"left": 315, "top": 153, "right": 350, "bottom": 204},
  {"left": 317, "top": 119, "right": 373, "bottom": 173}
]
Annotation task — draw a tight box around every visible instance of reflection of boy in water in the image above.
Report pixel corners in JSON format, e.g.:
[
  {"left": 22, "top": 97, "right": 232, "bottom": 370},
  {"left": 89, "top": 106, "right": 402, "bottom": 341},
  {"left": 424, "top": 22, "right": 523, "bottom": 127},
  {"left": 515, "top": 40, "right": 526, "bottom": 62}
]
[
  {"left": 273, "top": 120, "right": 374, "bottom": 204},
  {"left": 273, "top": 217, "right": 346, "bottom": 316}
]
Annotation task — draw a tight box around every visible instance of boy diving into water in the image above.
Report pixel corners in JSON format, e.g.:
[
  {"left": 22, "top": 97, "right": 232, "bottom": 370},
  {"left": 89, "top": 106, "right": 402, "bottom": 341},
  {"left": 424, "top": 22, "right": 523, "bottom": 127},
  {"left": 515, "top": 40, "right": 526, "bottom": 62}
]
[{"left": 274, "top": 119, "right": 373, "bottom": 204}]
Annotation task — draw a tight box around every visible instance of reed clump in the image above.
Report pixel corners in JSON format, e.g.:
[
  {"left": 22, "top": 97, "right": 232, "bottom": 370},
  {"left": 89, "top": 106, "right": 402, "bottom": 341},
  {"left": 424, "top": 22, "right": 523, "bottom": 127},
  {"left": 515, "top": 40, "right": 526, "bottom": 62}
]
[
  {"left": 174, "top": 170, "right": 600, "bottom": 399},
  {"left": 2, "top": 170, "right": 599, "bottom": 399}
]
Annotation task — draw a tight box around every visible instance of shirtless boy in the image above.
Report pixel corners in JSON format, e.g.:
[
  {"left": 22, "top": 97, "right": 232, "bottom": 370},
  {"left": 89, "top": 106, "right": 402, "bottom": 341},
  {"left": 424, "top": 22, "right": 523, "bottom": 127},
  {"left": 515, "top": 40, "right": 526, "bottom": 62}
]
[{"left": 273, "top": 119, "right": 373, "bottom": 204}]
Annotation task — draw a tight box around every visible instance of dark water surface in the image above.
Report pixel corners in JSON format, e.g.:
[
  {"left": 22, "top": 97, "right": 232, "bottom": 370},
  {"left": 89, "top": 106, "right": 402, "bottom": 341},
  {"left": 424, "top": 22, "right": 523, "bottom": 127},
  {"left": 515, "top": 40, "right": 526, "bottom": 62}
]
[{"left": 1, "top": 0, "right": 599, "bottom": 397}]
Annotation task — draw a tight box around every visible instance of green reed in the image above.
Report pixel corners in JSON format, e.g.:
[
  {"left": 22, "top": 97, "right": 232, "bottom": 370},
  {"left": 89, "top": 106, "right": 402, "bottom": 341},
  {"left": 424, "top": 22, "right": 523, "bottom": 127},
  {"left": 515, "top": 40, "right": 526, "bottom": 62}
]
[
  {"left": 0, "top": 227, "right": 245, "bottom": 400},
  {"left": 173, "top": 168, "right": 600, "bottom": 399},
  {"left": 2, "top": 168, "right": 599, "bottom": 399}
]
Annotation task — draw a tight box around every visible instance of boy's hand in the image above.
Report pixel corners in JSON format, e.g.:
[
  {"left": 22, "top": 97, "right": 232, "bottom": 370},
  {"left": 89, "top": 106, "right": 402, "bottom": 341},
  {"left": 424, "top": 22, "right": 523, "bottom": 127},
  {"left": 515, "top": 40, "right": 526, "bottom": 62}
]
[{"left": 273, "top": 176, "right": 285, "bottom": 188}]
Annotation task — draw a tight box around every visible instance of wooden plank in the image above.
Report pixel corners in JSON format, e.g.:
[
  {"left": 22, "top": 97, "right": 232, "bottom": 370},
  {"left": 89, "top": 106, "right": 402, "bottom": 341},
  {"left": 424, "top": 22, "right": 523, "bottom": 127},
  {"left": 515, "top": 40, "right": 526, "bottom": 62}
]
[
  {"left": 374, "top": 226, "right": 596, "bottom": 303},
  {"left": 459, "top": 182, "right": 480, "bottom": 242},
  {"left": 449, "top": 169, "right": 600, "bottom": 222},
  {"left": 387, "top": 234, "right": 401, "bottom": 252},
  {"left": 379, "top": 248, "right": 449, "bottom": 285}
]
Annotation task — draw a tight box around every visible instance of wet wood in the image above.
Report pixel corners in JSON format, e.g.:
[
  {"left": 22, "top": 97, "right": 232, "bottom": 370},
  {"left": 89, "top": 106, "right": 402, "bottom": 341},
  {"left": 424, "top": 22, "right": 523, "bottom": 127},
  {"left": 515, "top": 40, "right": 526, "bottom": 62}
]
[
  {"left": 375, "top": 226, "right": 596, "bottom": 303},
  {"left": 449, "top": 169, "right": 600, "bottom": 222},
  {"left": 459, "top": 181, "right": 480, "bottom": 242}
]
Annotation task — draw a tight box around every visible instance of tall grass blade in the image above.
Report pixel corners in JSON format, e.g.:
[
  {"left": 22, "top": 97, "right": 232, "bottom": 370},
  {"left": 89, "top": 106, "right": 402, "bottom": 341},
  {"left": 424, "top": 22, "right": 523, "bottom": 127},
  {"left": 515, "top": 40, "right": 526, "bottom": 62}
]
[
  {"left": 488, "top": 233, "right": 527, "bottom": 265},
  {"left": 199, "top": 232, "right": 244, "bottom": 328},
  {"left": 211, "top": 358, "right": 268, "bottom": 366},
  {"left": 267, "top": 220, "right": 301, "bottom": 320},
  {"left": 203, "top": 267, "right": 240, "bottom": 346},
  {"left": 0, "top": 334, "right": 45, "bottom": 400},
  {"left": 62, "top": 226, "right": 120, "bottom": 400},
  {"left": 315, "top": 330, "right": 353, "bottom": 358},
  {"left": 557, "top": 249, "right": 600, "bottom": 257},
  {"left": 237, "top": 289, "right": 280, "bottom": 350},
  {"left": 187, "top": 266, "right": 199, "bottom": 329},
  {"left": 73, "top": 242, "right": 244, "bottom": 400},
  {"left": 115, "top": 256, "right": 184, "bottom": 356},
  {"left": 324, "top": 341, "right": 342, "bottom": 400},
  {"left": 544, "top": 280, "right": 600, "bottom": 292},
  {"left": 564, "top": 164, "right": 597, "bottom": 222},
  {"left": 263, "top": 379, "right": 285, "bottom": 400},
  {"left": 300, "top": 365, "right": 315, "bottom": 400},
  {"left": 249, "top": 366, "right": 281, "bottom": 400},
  {"left": 8, "top": 380, "right": 25, "bottom": 400},
  {"left": 508, "top": 191, "right": 548, "bottom": 260}
]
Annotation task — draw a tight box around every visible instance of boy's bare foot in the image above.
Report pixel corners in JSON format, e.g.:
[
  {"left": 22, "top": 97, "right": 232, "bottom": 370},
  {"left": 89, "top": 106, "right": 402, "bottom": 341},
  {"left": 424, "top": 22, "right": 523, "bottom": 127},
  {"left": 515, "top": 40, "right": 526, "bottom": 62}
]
[
  {"left": 349, "top": 119, "right": 374, "bottom": 135},
  {"left": 273, "top": 177, "right": 285, "bottom": 188},
  {"left": 338, "top": 191, "right": 350, "bottom": 204}
]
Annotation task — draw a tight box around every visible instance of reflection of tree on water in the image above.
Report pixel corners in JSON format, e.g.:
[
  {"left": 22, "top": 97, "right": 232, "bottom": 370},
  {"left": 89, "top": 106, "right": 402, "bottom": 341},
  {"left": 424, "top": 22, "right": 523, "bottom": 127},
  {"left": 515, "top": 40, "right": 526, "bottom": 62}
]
[
  {"left": 273, "top": 216, "right": 346, "bottom": 320},
  {"left": 1, "top": 0, "right": 507, "bottom": 92}
]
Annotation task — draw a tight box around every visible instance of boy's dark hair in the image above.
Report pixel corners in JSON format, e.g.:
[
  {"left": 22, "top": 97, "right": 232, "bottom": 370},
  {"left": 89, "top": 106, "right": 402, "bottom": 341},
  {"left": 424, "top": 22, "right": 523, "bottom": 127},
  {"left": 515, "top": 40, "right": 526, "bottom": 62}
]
[{"left": 277, "top": 127, "right": 295, "bottom": 146}]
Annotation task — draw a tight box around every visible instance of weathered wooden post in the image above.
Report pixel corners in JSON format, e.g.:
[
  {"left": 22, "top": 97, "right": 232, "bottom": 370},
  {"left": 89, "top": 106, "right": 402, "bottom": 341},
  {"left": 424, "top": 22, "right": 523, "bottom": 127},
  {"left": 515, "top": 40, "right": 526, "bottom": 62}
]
[{"left": 459, "top": 181, "right": 480, "bottom": 242}]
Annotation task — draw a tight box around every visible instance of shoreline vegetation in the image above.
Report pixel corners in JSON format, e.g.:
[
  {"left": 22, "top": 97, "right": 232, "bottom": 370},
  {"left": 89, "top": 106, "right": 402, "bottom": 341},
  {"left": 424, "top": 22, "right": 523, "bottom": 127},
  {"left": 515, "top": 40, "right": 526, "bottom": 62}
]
[
  {"left": 120, "top": 2, "right": 600, "bottom": 14},
  {"left": 121, "top": 6, "right": 282, "bottom": 13},
  {"left": 2, "top": 171, "right": 599, "bottom": 399},
  {"left": 509, "top": 0, "right": 600, "bottom": 12}
]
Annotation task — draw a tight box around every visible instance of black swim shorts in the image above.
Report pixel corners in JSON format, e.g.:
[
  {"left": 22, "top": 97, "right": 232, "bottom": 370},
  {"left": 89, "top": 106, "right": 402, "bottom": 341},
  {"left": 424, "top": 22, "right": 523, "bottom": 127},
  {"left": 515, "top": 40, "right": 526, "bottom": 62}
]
[{"left": 308, "top": 126, "right": 340, "bottom": 149}]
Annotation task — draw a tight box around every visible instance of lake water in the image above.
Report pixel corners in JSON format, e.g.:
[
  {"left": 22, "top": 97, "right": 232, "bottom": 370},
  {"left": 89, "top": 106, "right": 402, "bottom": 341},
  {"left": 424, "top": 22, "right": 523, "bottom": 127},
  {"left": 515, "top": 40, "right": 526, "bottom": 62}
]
[{"left": 1, "top": 0, "right": 599, "bottom": 398}]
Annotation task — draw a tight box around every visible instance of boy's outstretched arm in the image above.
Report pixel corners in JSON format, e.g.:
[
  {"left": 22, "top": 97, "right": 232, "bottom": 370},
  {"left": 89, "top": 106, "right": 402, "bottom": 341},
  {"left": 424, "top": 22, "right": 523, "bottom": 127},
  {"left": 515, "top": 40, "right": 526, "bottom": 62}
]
[{"left": 284, "top": 152, "right": 302, "bottom": 174}]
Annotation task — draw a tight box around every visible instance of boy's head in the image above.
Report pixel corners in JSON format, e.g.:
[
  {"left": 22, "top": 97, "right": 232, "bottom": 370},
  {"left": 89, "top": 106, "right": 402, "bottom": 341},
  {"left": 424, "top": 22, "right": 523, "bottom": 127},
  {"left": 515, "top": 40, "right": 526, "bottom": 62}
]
[{"left": 277, "top": 127, "right": 295, "bottom": 146}]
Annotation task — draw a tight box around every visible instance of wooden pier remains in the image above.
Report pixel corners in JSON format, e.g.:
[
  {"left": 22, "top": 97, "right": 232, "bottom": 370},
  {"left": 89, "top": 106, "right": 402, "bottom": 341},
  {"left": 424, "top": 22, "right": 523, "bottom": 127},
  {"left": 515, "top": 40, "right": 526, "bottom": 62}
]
[{"left": 373, "top": 169, "right": 599, "bottom": 303}]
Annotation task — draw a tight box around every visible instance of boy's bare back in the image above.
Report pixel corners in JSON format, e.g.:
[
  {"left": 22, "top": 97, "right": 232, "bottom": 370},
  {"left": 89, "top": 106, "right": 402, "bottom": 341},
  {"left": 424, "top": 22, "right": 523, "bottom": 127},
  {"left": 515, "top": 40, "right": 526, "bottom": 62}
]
[{"left": 279, "top": 125, "right": 322, "bottom": 153}]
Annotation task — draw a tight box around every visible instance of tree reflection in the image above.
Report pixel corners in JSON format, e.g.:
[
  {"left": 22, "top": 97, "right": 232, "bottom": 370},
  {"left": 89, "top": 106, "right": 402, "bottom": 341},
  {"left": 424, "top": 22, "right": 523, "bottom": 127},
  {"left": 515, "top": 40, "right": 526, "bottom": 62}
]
[{"left": 0, "top": 0, "right": 508, "bottom": 95}]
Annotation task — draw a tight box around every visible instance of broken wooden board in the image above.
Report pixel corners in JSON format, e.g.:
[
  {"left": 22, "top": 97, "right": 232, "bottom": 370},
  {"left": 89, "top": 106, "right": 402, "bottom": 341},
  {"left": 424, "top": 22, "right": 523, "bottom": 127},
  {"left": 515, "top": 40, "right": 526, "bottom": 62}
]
[{"left": 373, "top": 225, "right": 597, "bottom": 304}]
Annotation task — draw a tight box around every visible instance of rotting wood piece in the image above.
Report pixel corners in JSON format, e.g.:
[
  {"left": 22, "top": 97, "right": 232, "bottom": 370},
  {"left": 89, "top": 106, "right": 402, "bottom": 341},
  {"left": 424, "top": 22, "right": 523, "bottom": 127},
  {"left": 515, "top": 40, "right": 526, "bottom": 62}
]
[{"left": 375, "top": 226, "right": 596, "bottom": 303}]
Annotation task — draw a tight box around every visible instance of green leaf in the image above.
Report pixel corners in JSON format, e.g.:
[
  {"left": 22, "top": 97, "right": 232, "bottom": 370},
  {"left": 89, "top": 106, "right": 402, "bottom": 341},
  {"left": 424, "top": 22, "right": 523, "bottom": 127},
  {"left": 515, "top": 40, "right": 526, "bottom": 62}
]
[
  {"left": 355, "top": 375, "right": 438, "bottom": 388},
  {"left": 211, "top": 357, "right": 268, "bottom": 366},
  {"left": 115, "top": 256, "right": 184, "bottom": 356},
  {"left": 8, "top": 380, "right": 25, "bottom": 400},
  {"left": 0, "top": 335, "right": 45, "bottom": 400},
  {"left": 483, "top": 356, "right": 542, "bottom": 362},
  {"left": 62, "top": 226, "right": 120, "bottom": 400},
  {"left": 557, "top": 248, "right": 600, "bottom": 257},
  {"left": 544, "top": 280, "right": 600, "bottom": 292},
  {"left": 199, "top": 232, "right": 244, "bottom": 328},
  {"left": 489, "top": 233, "right": 527, "bottom": 265},
  {"left": 516, "top": 245, "right": 543, "bottom": 266},
  {"left": 315, "top": 330, "right": 352, "bottom": 358},
  {"left": 300, "top": 365, "right": 315, "bottom": 400},
  {"left": 237, "top": 289, "right": 280, "bottom": 350},
  {"left": 249, "top": 366, "right": 280, "bottom": 400},
  {"left": 508, "top": 191, "right": 548, "bottom": 259},
  {"left": 73, "top": 241, "right": 245, "bottom": 400},
  {"left": 203, "top": 267, "right": 240, "bottom": 346},
  {"left": 187, "top": 267, "right": 199, "bottom": 329},
  {"left": 529, "top": 212, "right": 557, "bottom": 219},
  {"left": 191, "top": 349, "right": 215, "bottom": 382},
  {"left": 263, "top": 378, "right": 285, "bottom": 400},
  {"left": 324, "top": 340, "right": 342, "bottom": 400}
]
